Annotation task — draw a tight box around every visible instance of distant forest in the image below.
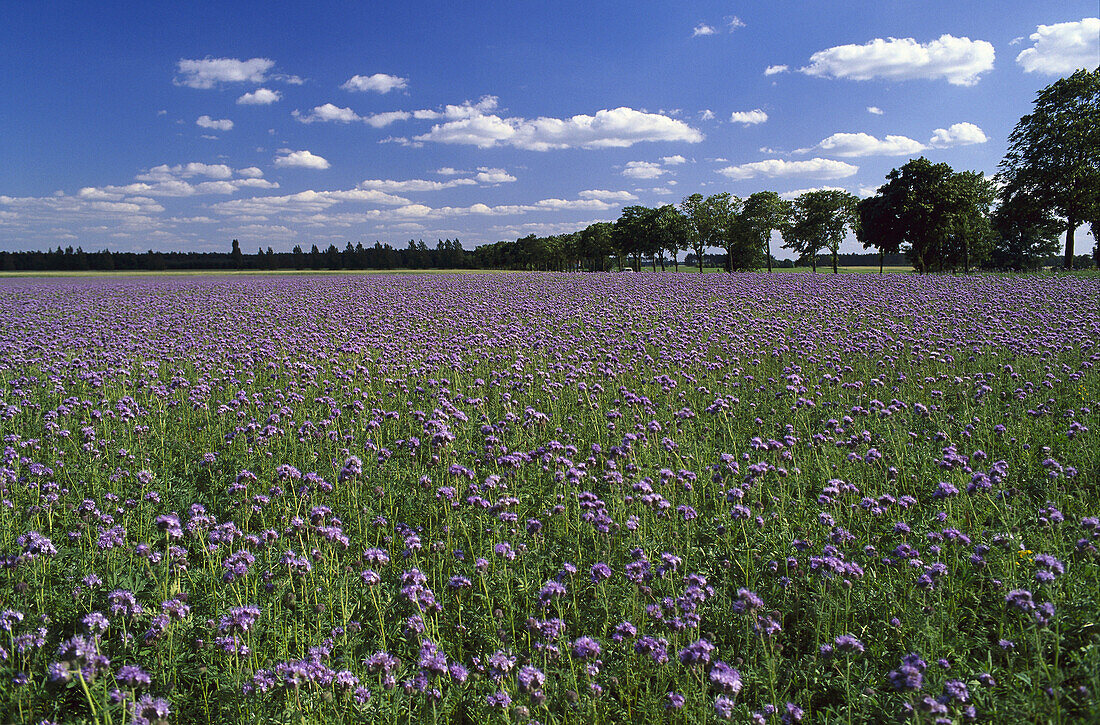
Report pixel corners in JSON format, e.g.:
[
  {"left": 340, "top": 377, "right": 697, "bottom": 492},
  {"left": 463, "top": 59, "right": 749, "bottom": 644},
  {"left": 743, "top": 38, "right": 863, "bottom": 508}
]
[{"left": 3, "top": 242, "right": 1091, "bottom": 273}]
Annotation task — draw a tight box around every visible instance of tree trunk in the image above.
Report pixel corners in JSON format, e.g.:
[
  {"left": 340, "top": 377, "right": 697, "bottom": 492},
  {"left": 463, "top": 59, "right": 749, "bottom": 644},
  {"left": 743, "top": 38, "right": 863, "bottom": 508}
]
[
  {"left": 651, "top": 255, "right": 657, "bottom": 272},
  {"left": 964, "top": 237, "right": 970, "bottom": 274},
  {"left": 811, "top": 254, "right": 816, "bottom": 273},
  {"left": 726, "top": 247, "right": 732, "bottom": 273},
  {"left": 879, "top": 249, "right": 884, "bottom": 274},
  {"left": 698, "top": 251, "right": 703, "bottom": 274},
  {"left": 832, "top": 249, "right": 838, "bottom": 274},
  {"left": 766, "top": 237, "right": 772, "bottom": 273},
  {"left": 673, "top": 254, "right": 679, "bottom": 272},
  {"left": 1064, "top": 218, "right": 1076, "bottom": 270}
]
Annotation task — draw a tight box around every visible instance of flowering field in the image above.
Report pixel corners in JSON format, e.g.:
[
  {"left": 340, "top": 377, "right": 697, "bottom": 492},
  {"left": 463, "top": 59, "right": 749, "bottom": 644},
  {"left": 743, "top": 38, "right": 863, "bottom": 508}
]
[{"left": 1, "top": 272, "right": 1098, "bottom": 725}]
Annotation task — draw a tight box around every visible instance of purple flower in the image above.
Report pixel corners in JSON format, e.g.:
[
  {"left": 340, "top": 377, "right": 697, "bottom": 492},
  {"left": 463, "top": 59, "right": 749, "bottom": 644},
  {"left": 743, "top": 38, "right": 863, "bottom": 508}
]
[
  {"left": 709, "top": 661, "right": 742, "bottom": 695},
  {"left": 572, "top": 636, "right": 601, "bottom": 660},
  {"left": 678, "top": 638, "right": 715, "bottom": 666},
  {"left": 715, "top": 694, "right": 736, "bottom": 719},
  {"left": 590, "top": 562, "right": 612, "bottom": 583}
]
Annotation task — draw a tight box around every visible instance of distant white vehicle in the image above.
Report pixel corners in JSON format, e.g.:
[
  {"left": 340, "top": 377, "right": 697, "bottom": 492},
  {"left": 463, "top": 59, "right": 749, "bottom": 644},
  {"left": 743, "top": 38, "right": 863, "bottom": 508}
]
[{"left": 622, "top": 268, "right": 635, "bottom": 273}]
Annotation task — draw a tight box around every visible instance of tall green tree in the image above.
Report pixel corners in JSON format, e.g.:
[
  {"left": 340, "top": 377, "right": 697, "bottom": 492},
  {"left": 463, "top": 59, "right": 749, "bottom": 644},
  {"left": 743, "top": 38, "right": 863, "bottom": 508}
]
[
  {"left": 579, "top": 222, "right": 615, "bottom": 271},
  {"left": 614, "top": 205, "right": 655, "bottom": 271},
  {"left": 782, "top": 190, "right": 859, "bottom": 273},
  {"left": 996, "top": 68, "right": 1100, "bottom": 270},
  {"left": 680, "top": 193, "right": 732, "bottom": 273},
  {"left": 990, "top": 193, "right": 1062, "bottom": 270},
  {"left": 856, "top": 157, "right": 959, "bottom": 273},
  {"left": 652, "top": 205, "right": 689, "bottom": 271},
  {"left": 231, "top": 238, "right": 243, "bottom": 269},
  {"left": 944, "top": 170, "right": 997, "bottom": 273},
  {"left": 739, "top": 191, "right": 792, "bottom": 272}
]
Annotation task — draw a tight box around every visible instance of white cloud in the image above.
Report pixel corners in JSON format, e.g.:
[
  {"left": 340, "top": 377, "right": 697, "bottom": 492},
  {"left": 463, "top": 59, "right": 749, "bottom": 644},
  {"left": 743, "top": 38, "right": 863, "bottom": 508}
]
[
  {"left": 693, "top": 24, "right": 717, "bottom": 37},
  {"left": 474, "top": 167, "right": 517, "bottom": 184},
  {"left": 661, "top": 155, "right": 687, "bottom": 165},
  {"left": 294, "top": 103, "right": 361, "bottom": 123},
  {"left": 415, "top": 106, "right": 703, "bottom": 150},
  {"left": 137, "top": 163, "right": 234, "bottom": 181},
  {"left": 360, "top": 178, "right": 474, "bottom": 193},
  {"left": 534, "top": 198, "right": 613, "bottom": 211},
  {"left": 362, "top": 111, "right": 413, "bottom": 128},
  {"left": 727, "top": 16, "right": 746, "bottom": 31},
  {"left": 435, "top": 167, "right": 464, "bottom": 175},
  {"left": 175, "top": 57, "right": 275, "bottom": 89},
  {"left": 928, "top": 122, "right": 988, "bottom": 148},
  {"left": 801, "top": 132, "right": 927, "bottom": 157},
  {"left": 274, "top": 150, "right": 331, "bottom": 169},
  {"left": 341, "top": 73, "right": 409, "bottom": 93},
  {"left": 699, "top": 109, "right": 716, "bottom": 121},
  {"left": 729, "top": 109, "right": 768, "bottom": 125},
  {"left": 237, "top": 166, "right": 264, "bottom": 178},
  {"left": 196, "top": 115, "right": 233, "bottom": 131},
  {"left": 717, "top": 158, "right": 859, "bottom": 180},
  {"left": 622, "top": 161, "right": 666, "bottom": 179},
  {"left": 801, "top": 35, "right": 995, "bottom": 86},
  {"left": 237, "top": 88, "right": 282, "bottom": 105},
  {"left": 764, "top": 65, "right": 789, "bottom": 76},
  {"left": 579, "top": 189, "right": 638, "bottom": 202},
  {"left": 867, "top": 106, "right": 884, "bottom": 115},
  {"left": 1015, "top": 18, "right": 1100, "bottom": 75},
  {"left": 779, "top": 186, "right": 848, "bottom": 201}
]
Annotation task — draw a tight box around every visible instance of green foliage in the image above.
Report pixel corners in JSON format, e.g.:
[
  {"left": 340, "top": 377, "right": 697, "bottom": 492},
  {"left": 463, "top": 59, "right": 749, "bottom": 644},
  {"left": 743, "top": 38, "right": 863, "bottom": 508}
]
[
  {"left": 997, "top": 68, "right": 1100, "bottom": 269},
  {"left": 782, "top": 190, "right": 859, "bottom": 273}
]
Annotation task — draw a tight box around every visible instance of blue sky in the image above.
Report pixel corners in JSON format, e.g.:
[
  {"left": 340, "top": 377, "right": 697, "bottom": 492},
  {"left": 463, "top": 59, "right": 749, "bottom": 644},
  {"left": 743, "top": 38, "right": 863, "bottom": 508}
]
[{"left": 1, "top": 1, "right": 1097, "bottom": 256}]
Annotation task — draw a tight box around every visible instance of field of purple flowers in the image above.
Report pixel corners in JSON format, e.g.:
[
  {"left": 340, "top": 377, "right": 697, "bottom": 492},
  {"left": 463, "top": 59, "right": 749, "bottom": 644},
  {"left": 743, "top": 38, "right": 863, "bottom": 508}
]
[{"left": 0, "top": 272, "right": 1098, "bottom": 724}]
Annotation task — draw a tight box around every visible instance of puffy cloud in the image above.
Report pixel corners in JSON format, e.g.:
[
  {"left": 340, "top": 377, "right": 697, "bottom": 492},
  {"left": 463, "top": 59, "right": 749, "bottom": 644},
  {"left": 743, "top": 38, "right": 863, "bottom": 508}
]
[
  {"left": 579, "top": 189, "right": 638, "bottom": 201},
  {"left": 237, "top": 88, "right": 282, "bottom": 105},
  {"left": 800, "top": 132, "right": 927, "bottom": 157},
  {"left": 801, "top": 35, "right": 995, "bottom": 86},
  {"left": 175, "top": 57, "right": 275, "bottom": 89},
  {"left": 1015, "top": 18, "right": 1100, "bottom": 75},
  {"left": 727, "top": 16, "right": 746, "bottom": 31},
  {"left": 621, "top": 161, "right": 666, "bottom": 179},
  {"left": 341, "top": 73, "right": 409, "bottom": 93},
  {"left": 294, "top": 103, "right": 362, "bottom": 123},
  {"left": 415, "top": 106, "right": 703, "bottom": 150},
  {"left": 928, "top": 122, "right": 988, "bottom": 148},
  {"left": 359, "top": 178, "right": 476, "bottom": 193},
  {"left": 435, "top": 167, "right": 463, "bottom": 175},
  {"left": 533, "top": 198, "right": 613, "bottom": 211},
  {"left": 362, "top": 111, "right": 414, "bottom": 128},
  {"left": 867, "top": 106, "right": 884, "bottom": 115},
  {"left": 237, "top": 167, "right": 264, "bottom": 178},
  {"left": 137, "top": 163, "right": 234, "bottom": 181},
  {"left": 717, "top": 158, "right": 859, "bottom": 180},
  {"left": 764, "top": 65, "right": 789, "bottom": 76},
  {"left": 699, "top": 109, "right": 716, "bottom": 121},
  {"left": 693, "top": 24, "right": 717, "bottom": 37},
  {"left": 661, "top": 155, "right": 687, "bottom": 165},
  {"left": 274, "top": 150, "right": 331, "bottom": 169},
  {"left": 729, "top": 109, "right": 768, "bottom": 125},
  {"left": 779, "top": 186, "right": 848, "bottom": 200},
  {"left": 196, "top": 115, "right": 233, "bottom": 131},
  {"left": 474, "top": 167, "right": 517, "bottom": 184}
]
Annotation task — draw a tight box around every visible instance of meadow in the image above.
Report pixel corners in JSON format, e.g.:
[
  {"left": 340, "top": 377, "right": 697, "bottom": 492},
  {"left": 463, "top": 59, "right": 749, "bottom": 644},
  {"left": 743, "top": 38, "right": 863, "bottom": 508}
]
[{"left": 0, "top": 271, "right": 1097, "bottom": 724}]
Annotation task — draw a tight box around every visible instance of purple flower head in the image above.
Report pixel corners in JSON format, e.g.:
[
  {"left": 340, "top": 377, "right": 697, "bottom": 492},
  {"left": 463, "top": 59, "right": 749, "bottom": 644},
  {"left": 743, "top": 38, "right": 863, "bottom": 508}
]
[
  {"left": 572, "top": 636, "right": 601, "bottom": 660},
  {"left": 678, "top": 638, "right": 715, "bottom": 666},
  {"left": 709, "top": 661, "right": 742, "bottom": 695}
]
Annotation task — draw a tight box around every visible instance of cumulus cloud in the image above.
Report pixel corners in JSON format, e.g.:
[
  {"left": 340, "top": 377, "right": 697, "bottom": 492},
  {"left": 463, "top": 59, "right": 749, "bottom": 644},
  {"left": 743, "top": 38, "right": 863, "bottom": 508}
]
[
  {"left": 928, "top": 122, "right": 988, "bottom": 148},
  {"left": 294, "top": 103, "right": 362, "bottom": 123},
  {"left": 363, "top": 111, "right": 414, "bottom": 128},
  {"left": 474, "top": 167, "right": 517, "bottom": 184},
  {"left": 237, "top": 88, "right": 282, "bottom": 105},
  {"left": 867, "top": 106, "right": 884, "bottom": 115},
  {"left": 799, "top": 132, "right": 926, "bottom": 157},
  {"left": 622, "top": 161, "right": 666, "bottom": 179},
  {"left": 274, "top": 150, "right": 331, "bottom": 170},
  {"left": 579, "top": 189, "right": 638, "bottom": 201},
  {"left": 764, "top": 65, "right": 789, "bottom": 76},
  {"left": 661, "top": 155, "right": 687, "bottom": 165},
  {"left": 801, "top": 35, "right": 995, "bottom": 86},
  {"left": 175, "top": 57, "right": 276, "bottom": 89},
  {"left": 779, "top": 186, "right": 848, "bottom": 200},
  {"left": 699, "top": 109, "right": 716, "bottom": 121},
  {"left": 357, "top": 168, "right": 513, "bottom": 192},
  {"left": 693, "top": 23, "right": 717, "bottom": 37},
  {"left": 717, "top": 158, "right": 859, "bottom": 180},
  {"left": 137, "top": 163, "right": 234, "bottom": 181},
  {"left": 727, "top": 16, "right": 746, "bottom": 31},
  {"left": 1015, "top": 18, "right": 1100, "bottom": 75},
  {"left": 730, "top": 109, "right": 768, "bottom": 125},
  {"left": 341, "top": 73, "right": 409, "bottom": 93},
  {"left": 196, "top": 115, "right": 233, "bottom": 131},
  {"left": 415, "top": 106, "right": 703, "bottom": 150}
]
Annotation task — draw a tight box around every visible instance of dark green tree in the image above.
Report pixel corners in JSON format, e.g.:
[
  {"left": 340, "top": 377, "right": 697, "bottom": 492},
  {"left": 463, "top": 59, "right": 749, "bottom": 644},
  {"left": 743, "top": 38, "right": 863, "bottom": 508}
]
[
  {"left": 680, "top": 193, "right": 732, "bottom": 273},
  {"left": 996, "top": 68, "right": 1100, "bottom": 270},
  {"left": 782, "top": 190, "right": 859, "bottom": 273},
  {"left": 231, "top": 239, "right": 243, "bottom": 269},
  {"left": 990, "top": 193, "right": 1062, "bottom": 270},
  {"left": 740, "top": 191, "right": 792, "bottom": 273}
]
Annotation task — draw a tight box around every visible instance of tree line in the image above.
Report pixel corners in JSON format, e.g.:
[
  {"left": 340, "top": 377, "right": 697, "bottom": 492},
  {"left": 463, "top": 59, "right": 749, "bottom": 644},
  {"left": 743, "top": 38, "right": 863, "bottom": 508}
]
[{"left": 4, "top": 70, "right": 1097, "bottom": 274}]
